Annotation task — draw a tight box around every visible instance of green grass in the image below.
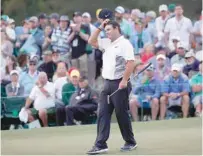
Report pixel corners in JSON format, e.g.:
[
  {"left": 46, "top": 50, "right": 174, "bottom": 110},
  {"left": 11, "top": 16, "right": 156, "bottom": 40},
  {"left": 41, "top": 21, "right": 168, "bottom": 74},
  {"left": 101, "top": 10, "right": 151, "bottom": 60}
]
[{"left": 1, "top": 118, "right": 202, "bottom": 155}]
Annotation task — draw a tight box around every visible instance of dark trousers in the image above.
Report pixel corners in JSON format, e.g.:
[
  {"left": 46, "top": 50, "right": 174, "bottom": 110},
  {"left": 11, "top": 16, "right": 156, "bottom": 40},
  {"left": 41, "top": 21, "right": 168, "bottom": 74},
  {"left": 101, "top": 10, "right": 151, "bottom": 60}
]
[
  {"left": 95, "top": 79, "right": 136, "bottom": 148},
  {"left": 56, "top": 103, "right": 97, "bottom": 126}
]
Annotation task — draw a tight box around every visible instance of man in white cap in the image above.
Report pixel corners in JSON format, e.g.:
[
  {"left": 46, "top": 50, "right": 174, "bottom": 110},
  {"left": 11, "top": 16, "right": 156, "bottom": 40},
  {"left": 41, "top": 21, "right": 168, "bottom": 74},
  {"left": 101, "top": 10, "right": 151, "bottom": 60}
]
[
  {"left": 168, "top": 36, "right": 180, "bottom": 58},
  {"left": 6, "top": 70, "right": 24, "bottom": 97},
  {"left": 171, "top": 42, "right": 187, "bottom": 66},
  {"left": 164, "top": 4, "right": 193, "bottom": 50},
  {"left": 115, "top": 6, "right": 132, "bottom": 38},
  {"left": 155, "top": 4, "right": 169, "bottom": 47},
  {"left": 154, "top": 54, "right": 171, "bottom": 81},
  {"left": 183, "top": 50, "right": 200, "bottom": 78},
  {"left": 160, "top": 63, "right": 190, "bottom": 119}
]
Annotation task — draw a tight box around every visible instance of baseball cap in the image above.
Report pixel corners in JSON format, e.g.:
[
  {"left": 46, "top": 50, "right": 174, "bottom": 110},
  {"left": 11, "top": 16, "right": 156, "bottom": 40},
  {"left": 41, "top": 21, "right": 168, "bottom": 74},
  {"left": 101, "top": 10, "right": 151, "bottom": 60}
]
[
  {"left": 10, "top": 70, "right": 19, "bottom": 76},
  {"left": 43, "top": 50, "right": 52, "bottom": 55},
  {"left": 98, "top": 8, "right": 113, "bottom": 19},
  {"left": 146, "top": 11, "right": 157, "bottom": 19},
  {"left": 177, "top": 42, "right": 185, "bottom": 49},
  {"left": 168, "top": 3, "right": 176, "bottom": 12},
  {"left": 159, "top": 4, "right": 168, "bottom": 12},
  {"left": 156, "top": 54, "right": 166, "bottom": 60},
  {"left": 134, "top": 19, "right": 143, "bottom": 25},
  {"left": 8, "top": 18, "right": 15, "bottom": 24},
  {"left": 131, "top": 9, "right": 141, "bottom": 17},
  {"left": 38, "top": 13, "right": 47, "bottom": 19},
  {"left": 172, "top": 36, "right": 180, "bottom": 41},
  {"left": 73, "top": 11, "right": 82, "bottom": 17},
  {"left": 115, "top": 6, "right": 125, "bottom": 14},
  {"left": 82, "top": 12, "right": 91, "bottom": 18},
  {"left": 1, "top": 15, "right": 9, "bottom": 21},
  {"left": 29, "top": 16, "right": 38, "bottom": 23},
  {"left": 171, "top": 64, "right": 182, "bottom": 72},
  {"left": 60, "top": 15, "right": 69, "bottom": 21},
  {"left": 185, "top": 50, "right": 195, "bottom": 58},
  {"left": 70, "top": 69, "right": 80, "bottom": 78},
  {"left": 146, "top": 64, "right": 155, "bottom": 71},
  {"left": 79, "top": 76, "right": 88, "bottom": 82},
  {"left": 49, "top": 13, "right": 60, "bottom": 20}
]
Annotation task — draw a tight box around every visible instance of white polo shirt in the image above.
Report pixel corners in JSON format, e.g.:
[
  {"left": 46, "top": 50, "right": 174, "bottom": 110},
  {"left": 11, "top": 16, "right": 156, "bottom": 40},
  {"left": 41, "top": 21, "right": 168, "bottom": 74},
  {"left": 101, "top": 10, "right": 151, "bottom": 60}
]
[
  {"left": 98, "top": 36, "right": 135, "bottom": 80},
  {"left": 54, "top": 76, "right": 67, "bottom": 100},
  {"left": 164, "top": 16, "right": 193, "bottom": 48},
  {"left": 29, "top": 81, "right": 55, "bottom": 110}
]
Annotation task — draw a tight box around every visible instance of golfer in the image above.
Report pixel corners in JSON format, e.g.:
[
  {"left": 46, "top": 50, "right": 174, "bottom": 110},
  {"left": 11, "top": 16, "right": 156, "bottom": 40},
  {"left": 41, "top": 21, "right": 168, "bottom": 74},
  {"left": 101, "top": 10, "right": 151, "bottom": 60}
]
[{"left": 87, "top": 18, "right": 137, "bottom": 155}]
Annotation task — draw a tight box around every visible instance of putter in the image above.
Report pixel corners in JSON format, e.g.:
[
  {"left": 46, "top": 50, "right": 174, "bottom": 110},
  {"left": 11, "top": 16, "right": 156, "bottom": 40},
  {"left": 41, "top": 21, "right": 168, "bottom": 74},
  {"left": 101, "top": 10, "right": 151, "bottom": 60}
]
[{"left": 107, "top": 63, "right": 152, "bottom": 104}]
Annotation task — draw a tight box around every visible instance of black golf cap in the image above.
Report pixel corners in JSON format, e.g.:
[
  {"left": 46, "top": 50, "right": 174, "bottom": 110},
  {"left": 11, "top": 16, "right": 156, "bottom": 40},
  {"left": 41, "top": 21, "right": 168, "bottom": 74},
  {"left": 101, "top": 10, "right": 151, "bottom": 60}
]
[{"left": 98, "top": 8, "right": 114, "bottom": 20}]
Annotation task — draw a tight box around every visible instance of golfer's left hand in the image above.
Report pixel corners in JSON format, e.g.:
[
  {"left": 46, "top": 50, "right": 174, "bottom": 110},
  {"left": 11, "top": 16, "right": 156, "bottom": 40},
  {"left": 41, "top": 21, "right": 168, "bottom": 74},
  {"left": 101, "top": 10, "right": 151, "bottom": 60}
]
[{"left": 119, "top": 80, "right": 128, "bottom": 89}]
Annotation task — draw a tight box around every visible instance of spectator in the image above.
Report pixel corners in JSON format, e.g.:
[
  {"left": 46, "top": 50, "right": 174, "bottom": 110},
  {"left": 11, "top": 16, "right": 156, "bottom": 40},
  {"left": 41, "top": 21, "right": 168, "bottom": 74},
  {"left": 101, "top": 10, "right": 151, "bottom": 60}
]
[
  {"left": 70, "top": 12, "right": 90, "bottom": 76},
  {"left": 52, "top": 50, "right": 60, "bottom": 63},
  {"left": 130, "top": 19, "right": 152, "bottom": 54},
  {"left": 24, "top": 72, "right": 55, "bottom": 127},
  {"left": 167, "top": 36, "right": 180, "bottom": 59},
  {"left": 1, "top": 31, "right": 14, "bottom": 66},
  {"left": 6, "top": 70, "right": 24, "bottom": 97},
  {"left": 56, "top": 69, "right": 80, "bottom": 126},
  {"left": 171, "top": 42, "right": 187, "bottom": 66},
  {"left": 42, "top": 25, "right": 52, "bottom": 51},
  {"left": 51, "top": 15, "right": 74, "bottom": 65},
  {"left": 129, "top": 65, "right": 160, "bottom": 121},
  {"left": 94, "top": 9, "right": 106, "bottom": 38},
  {"left": 190, "top": 61, "right": 202, "bottom": 117},
  {"left": 155, "top": 4, "right": 169, "bottom": 48},
  {"left": 130, "top": 9, "right": 141, "bottom": 23},
  {"left": 54, "top": 62, "right": 69, "bottom": 105},
  {"left": 49, "top": 13, "right": 60, "bottom": 29},
  {"left": 38, "top": 13, "right": 48, "bottom": 30},
  {"left": 141, "top": 44, "right": 154, "bottom": 63},
  {"left": 38, "top": 50, "right": 57, "bottom": 81},
  {"left": 1, "top": 55, "right": 20, "bottom": 82},
  {"left": 193, "top": 12, "right": 202, "bottom": 51},
  {"left": 66, "top": 76, "right": 98, "bottom": 125},
  {"left": 164, "top": 4, "right": 193, "bottom": 50},
  {"left": 168, "top": 3, "right": 176, "bottom": 18},
  {"left": 52, "top": 61, "right": 68, "bottom": 82},
  {"left": 17, "top": 53, "right": 29, "bottom": 73},
  {"left": 19, "top": 59, "right": 39, "bottom": 96},
  {"left": 183, "top": 50, "right": 200, "bottom": 78},
  {"left": 160, "top": 64, "right": 190, "bottom": 119},
  {"left": 20, "top": 16, "right": 44, "bottom": 57},
  {"left": 154, "top": 54, "right": 171, "bottom": 81},
  {"left": 115, "top": 6, "right": 132, "bottom": 38},
  {"left": 123, "top": 9, "right": 131, "bottom": 21},
  {"left": 195, "top": 50, "right": 202, "bottom": 62},
  {"left": 145, "top": 11, "right": 157, "bottom": 43},
  {"left": 6, "top": 18, "right": 16, "bottom": 42}
]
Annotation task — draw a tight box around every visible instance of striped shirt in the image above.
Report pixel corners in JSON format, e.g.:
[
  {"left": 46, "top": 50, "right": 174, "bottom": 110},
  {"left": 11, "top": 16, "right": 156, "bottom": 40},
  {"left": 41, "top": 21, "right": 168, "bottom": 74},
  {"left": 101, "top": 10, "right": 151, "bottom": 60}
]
[{"left": 51, "top": 27, "right": 72, "bottom": 54}]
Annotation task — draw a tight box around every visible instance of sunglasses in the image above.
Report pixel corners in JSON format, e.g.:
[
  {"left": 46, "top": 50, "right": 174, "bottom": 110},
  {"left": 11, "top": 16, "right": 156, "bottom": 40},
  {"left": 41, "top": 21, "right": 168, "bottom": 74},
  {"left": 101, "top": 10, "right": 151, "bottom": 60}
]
[{"left": 29, "top": 63, "right": 36, "bottom": 66}]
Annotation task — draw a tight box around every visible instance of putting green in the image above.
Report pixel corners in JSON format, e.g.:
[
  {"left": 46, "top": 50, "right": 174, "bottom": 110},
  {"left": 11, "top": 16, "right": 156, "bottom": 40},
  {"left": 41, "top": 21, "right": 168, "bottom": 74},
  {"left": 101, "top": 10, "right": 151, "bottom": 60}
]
[{"left": 1, "top": 118, "right": 202, "bottom": 155}]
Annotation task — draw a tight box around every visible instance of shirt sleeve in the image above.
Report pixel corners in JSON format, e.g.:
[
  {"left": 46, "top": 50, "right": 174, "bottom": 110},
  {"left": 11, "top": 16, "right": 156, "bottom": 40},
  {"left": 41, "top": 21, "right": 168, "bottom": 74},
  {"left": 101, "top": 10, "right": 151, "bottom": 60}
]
[
  {"left": 29, "top": 86, "right": 37, "bottom": 100},
  {"left": 164, "top": 19, "right": 170, "bottom": 33},
  {"left": 162, "top": 76, "right": 170, "bottom": 93},
  {"left": 152, "top": 82, "right": 161, "bottom": 98},
  {"left": 187, "top": 19, "right": 193, "bottom": 33},
  {"left": 123, "top": 40, "right": 135, "bottom": 61},
  {"left": 181, "top": 79, "right": 190, "bottom": 93}
]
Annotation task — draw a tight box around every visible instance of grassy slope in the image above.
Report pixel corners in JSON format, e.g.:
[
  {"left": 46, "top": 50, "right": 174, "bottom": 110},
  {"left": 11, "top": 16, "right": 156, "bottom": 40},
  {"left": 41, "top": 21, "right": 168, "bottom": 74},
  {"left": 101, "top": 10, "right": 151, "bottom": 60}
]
[{"left": 1, "top": 118, "right": 202, "bottom": 155}]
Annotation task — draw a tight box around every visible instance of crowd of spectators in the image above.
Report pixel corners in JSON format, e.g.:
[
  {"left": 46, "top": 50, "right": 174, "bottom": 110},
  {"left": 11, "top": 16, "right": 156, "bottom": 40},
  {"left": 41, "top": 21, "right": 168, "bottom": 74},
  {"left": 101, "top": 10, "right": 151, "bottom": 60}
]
[{"left": 1, "top": 3, "right": 202, "bottom": 128}]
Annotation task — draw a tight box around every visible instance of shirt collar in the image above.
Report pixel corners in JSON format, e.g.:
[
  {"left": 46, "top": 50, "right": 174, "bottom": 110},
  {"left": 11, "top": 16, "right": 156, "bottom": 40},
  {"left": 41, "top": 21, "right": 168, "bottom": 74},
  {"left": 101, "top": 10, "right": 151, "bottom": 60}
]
[
  {"left": 29, "top": 71, "right": 38, "bottom": 77},
  {"left": 12, "top": 82, "right": 20, "bottom": 88},
  {"left": 111, "top": 35, "right": 124, "bottom": 44}
]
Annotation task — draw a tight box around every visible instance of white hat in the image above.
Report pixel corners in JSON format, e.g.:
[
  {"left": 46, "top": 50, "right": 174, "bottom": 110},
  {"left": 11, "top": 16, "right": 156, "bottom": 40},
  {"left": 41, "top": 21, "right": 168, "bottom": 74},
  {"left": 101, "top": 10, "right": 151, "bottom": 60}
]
[
  {"left": 159, "top": 4, "right": 168, "bottom": 12},
  {"left": 185, "top": 50, "right": 195, "bottom": 58},
  {"left": 82, "top": 12, "right": 91, "bottom": 18},
  {"left": 6, "top": 27, "right": 16, "bottom": 40},
  {"left": 156, "top": 54, "right": 166, "bottom": 60},
  {"left": 29, "top": 16, "right": 38, "bottom": 23},
  {"left": 146, "top": 11, "right": 157, "bottom": 19},
  {"left": 131, "top": 9, "right": 141, "bottom": 16},
  {"left": 172, "top": 36, "right": 180, "bottom": 41},
  {"left": 171, "top": 64, "right": 182, "bottom": 72},
  {"left": 8, "top": 18, "right": 15, "bottom": 24},
  {"left": 177, "top": 42, "right": 185, "bottom": 49},
  {"left": 10, "top": 70, "right": 19, "bottom": 76},
  {"left": 115, "top": 6, "right": 125, "bottom": 14}
]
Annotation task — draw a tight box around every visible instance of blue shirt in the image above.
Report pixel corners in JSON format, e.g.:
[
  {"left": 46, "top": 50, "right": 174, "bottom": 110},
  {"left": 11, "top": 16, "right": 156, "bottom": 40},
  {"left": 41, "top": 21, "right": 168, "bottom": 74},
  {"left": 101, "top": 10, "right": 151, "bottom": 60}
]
[
  {"left": 130, "top": 29, "right": 152, "bottom": 54},
  {"left": 19, "top": 71, "right": 39, "bottom": 96},
  {"left": 162, "top": 74, "right": 190, "bottom": 94},
  {"left": 133, "top": 77, "right": 161, "bottom": 99}
]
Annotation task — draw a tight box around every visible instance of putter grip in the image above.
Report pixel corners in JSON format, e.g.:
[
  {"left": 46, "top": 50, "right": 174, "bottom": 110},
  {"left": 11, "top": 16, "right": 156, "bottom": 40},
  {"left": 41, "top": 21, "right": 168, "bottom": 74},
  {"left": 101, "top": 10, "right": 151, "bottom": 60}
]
[{"left": 137, "top": 62, "right": 152, "bottom": 75}]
